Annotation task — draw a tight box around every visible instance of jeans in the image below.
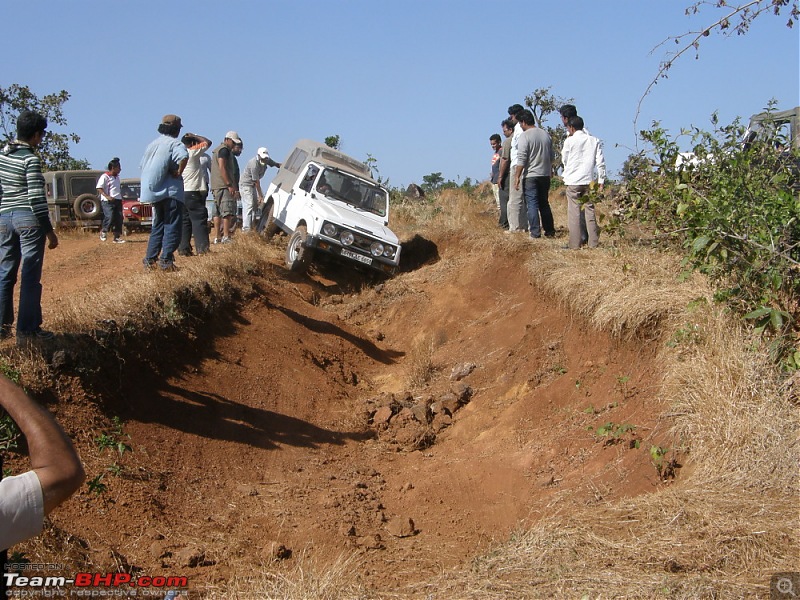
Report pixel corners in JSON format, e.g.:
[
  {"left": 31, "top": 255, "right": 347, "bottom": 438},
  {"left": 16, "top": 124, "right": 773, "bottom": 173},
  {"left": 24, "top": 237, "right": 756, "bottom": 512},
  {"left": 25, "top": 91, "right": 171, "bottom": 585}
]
[
  {"left": 0, "top": 210, "right": 47, "bottom": 334},
  {"left": 179, "top": 191, "right": 210, "bottom": 255},
  {"left": 144, "top": 197, "right": 182, "bottom": 269},
  {"left": 523, "top": 176, "right": 555, "bottom": 238},
  {"left": 101, "top": 199, "right": 123, "bottom": 238},
  {"left": 241, "top": 185, "right": 258, "bottom": 231}
]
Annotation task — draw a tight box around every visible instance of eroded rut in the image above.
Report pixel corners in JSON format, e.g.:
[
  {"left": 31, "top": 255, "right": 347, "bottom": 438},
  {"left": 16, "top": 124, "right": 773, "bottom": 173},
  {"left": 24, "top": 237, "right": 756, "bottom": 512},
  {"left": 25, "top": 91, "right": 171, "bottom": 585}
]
[{"left": 24, "top": 239, "right": 668, "bottom": 596}]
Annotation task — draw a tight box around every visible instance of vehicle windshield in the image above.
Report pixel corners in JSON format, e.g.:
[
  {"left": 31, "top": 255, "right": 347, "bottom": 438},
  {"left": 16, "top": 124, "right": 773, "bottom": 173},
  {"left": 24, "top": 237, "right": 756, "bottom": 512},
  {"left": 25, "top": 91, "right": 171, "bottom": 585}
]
[
  {"left": 121, "top": 182, "right": 140, "bottom": 200},
  {"left": 316, "top": 168, "right": 388, "bottom": 217}
]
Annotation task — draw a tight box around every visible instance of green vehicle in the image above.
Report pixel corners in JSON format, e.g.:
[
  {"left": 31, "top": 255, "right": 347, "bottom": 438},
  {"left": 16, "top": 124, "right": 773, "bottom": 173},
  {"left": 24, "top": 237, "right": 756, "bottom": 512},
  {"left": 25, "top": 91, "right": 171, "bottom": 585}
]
[{"left": 43, "top": 169, "right": 106, "bottom": 227}]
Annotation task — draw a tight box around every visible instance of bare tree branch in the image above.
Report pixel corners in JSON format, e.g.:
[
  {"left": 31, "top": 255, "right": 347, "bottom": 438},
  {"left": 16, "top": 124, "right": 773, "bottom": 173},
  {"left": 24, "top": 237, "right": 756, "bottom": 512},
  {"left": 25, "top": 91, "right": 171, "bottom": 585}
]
[{"left": 634, "top": 0, "right": 799, "bottom": 138}]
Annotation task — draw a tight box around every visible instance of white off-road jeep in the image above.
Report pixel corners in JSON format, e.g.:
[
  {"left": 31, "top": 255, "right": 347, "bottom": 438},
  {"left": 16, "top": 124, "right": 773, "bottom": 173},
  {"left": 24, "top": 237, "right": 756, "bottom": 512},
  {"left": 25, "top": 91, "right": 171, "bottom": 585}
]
[{"left": 257, "top": 139, "right": 401, "bottom": 275}]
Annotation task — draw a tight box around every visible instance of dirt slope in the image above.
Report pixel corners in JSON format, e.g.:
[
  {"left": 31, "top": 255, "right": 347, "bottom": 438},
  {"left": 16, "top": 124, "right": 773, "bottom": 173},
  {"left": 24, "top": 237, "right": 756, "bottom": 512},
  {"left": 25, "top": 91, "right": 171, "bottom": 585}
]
[{"left": 7, "top": 229, "right": 671, "bottom": 596}]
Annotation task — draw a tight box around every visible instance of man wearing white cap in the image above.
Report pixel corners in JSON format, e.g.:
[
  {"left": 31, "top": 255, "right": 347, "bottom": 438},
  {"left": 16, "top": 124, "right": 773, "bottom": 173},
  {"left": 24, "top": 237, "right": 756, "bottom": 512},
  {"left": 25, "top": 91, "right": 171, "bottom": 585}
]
[
  {"left": 239, "top": 147, "right": 281, "bottom": 232},
  {"left": 209, "top": 131, "right": 242, "bottom": 243}
]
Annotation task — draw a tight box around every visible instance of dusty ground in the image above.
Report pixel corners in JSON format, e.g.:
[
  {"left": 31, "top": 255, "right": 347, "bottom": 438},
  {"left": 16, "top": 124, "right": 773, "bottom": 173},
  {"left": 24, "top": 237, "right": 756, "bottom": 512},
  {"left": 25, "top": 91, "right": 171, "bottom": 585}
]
[{"left": 4, "top": 223, "right": 675, "bottom": 597}]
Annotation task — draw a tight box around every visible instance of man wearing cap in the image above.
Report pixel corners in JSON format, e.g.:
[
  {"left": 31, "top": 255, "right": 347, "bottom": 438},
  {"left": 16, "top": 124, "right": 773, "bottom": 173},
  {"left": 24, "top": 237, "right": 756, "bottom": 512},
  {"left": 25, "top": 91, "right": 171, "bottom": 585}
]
[
  {"left": 139, "top": 114, "right": 189, "bottom": 271},
  {"left": 209, "top": 131, "right": 242, "bottom": 244},
  {"left": 239, "top": 147, "right": 281, "bottom": 233}
]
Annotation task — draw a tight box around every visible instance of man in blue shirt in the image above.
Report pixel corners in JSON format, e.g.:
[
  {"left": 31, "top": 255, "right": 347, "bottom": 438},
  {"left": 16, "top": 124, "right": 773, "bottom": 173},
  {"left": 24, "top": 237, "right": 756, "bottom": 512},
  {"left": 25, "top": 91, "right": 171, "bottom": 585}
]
[{"left": 140, "top": 114, "right": 189, "bottom": 271}]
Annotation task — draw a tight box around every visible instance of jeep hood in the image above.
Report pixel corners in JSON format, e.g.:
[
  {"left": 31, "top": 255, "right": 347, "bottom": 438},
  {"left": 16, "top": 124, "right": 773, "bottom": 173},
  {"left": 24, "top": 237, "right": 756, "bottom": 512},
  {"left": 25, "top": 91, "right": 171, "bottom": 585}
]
[{"left": 314, "top": 197, "right": 399, "bottom": 245}]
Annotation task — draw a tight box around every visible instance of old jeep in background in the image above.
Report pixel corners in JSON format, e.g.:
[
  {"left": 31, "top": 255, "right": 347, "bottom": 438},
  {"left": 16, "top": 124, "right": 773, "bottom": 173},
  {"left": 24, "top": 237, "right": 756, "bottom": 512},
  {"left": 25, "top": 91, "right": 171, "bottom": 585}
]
[
  {"left": 44, "top": 169, "right": 105, "bottom": 226},
  {"left": 258, "top": 139, "right": 401, "bottom": 276},
  {"left": 43, "top": 170, "right": 151, "bottom": 230}
]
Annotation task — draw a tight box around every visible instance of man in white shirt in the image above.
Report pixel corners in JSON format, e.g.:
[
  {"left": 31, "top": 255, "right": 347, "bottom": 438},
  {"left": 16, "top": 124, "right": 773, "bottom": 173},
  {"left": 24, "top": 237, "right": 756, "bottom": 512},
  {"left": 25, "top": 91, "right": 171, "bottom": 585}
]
[
  {"left": 178, "top": 132, "right": 212, "bottom": 256},
  {"left": 561, "top": 115, "right": 606, "bottom": 250},
  {"left": 0, "top": 374, "right": 84, "bottom": 551}
]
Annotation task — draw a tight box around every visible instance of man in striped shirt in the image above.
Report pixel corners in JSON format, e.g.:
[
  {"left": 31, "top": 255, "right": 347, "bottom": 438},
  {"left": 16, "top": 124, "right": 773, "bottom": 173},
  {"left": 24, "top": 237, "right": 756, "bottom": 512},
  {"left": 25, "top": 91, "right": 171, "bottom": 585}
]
[{"left": 0, "top": 111, "right": 59, "bottom": 344}]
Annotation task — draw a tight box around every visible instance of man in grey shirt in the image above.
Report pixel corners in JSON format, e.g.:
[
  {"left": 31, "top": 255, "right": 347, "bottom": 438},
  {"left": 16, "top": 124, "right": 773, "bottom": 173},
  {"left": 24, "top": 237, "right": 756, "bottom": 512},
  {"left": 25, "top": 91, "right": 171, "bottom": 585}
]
[
  {"left": 239, "top": 147, "right": 281, "bottom": 233},
  {"left": 513, "top": 110, "right": 555, "bottom": 239}
]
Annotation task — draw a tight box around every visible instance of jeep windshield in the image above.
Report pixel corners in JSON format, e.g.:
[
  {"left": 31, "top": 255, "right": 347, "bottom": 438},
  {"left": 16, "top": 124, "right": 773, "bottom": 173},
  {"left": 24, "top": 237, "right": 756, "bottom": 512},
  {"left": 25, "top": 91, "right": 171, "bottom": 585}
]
[{"left": 316, "top": 168, "right": 388, "bottom": 218}]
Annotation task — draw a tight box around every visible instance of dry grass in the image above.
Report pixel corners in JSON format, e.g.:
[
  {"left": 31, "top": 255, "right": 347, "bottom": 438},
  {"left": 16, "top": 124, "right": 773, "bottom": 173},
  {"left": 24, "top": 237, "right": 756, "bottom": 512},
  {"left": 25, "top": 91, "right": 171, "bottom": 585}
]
[{"left": 207, "top": 551, "right": 370, "bottom": 600}]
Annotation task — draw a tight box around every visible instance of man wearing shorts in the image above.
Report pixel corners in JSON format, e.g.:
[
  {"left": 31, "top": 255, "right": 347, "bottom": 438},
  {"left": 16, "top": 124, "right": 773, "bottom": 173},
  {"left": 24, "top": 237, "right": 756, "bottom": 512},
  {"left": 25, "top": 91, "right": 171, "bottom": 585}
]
[{"left": 209, "top": 131, "right": 242, "bottom": 244}]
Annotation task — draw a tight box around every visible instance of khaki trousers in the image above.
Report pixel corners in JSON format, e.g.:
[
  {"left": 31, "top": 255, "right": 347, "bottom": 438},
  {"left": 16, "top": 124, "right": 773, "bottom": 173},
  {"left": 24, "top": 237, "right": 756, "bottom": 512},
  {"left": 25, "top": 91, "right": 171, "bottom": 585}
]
[{"left": 566, "top": 185, "right": 599, "bottom": 249}]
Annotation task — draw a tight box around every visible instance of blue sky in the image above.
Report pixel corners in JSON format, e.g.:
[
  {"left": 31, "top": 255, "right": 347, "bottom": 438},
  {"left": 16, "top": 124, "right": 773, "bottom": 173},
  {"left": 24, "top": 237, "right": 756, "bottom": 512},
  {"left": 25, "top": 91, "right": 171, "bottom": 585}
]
[{"left": 2, "top": 1, "right": 797, "bottom": 187}]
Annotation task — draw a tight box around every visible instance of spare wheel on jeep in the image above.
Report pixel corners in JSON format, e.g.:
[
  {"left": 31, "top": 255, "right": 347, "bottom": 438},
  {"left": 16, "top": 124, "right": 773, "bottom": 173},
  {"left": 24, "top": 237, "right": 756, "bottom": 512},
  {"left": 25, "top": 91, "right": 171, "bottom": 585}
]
[
  {"left": 285, "top": 225, "right": 314, "bottom": 273},
  {"left": 73, "top": 193, "right": 101, "bottom": 220}
]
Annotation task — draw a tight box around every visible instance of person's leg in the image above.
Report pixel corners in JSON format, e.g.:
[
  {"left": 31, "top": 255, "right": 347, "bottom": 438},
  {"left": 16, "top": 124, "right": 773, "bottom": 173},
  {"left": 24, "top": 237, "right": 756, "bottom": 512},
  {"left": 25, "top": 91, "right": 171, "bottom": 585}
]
[
  {"left": 241, "top": 186, "right": 255, "bottom": 232},
  {"left": 100, "top": 201, "right": 112, "bottom": 240},
  {"left": 160, "top": 197, "right": 182, "bottom": 269},
  {"left": 585, "top": 202, "right": 600, "bottom": 248},
  {"left": 537, "top": 177, "right": 555, "bottom": 237},
  {"left": 507, "top": 184, "right": 524, "bottom": 231},
  {"left": 491, "top": 183, "right": 500, "bottom": 209},
  {"left": 524, "top": 178, "right": 542, "bottom": 238},
  {"left": 220, "top": 189, "right": 236, "bottom": 240},
  {"left": 177, "top": 199, "right": 193, "bottom": 255},
  {"left": 185, "top": 192, "right": 210, "bottom": 254},
  {"left": 144, "top": 201, "right": 165, "bottom": 267},
  {"left": 111, "top": 199, "right": 124, "bottom": 241},
  {"left": 0, "top": 213, "right": 21, "bottom": 336},
  {"left": 15, "top": 211, "right": 46, "bottom": 334},
  {"left": 566, "top": 185, "right": 588, "bottom": 249},
  {"left": 498, "top": 182, "right": 509, "bottom": 229}
]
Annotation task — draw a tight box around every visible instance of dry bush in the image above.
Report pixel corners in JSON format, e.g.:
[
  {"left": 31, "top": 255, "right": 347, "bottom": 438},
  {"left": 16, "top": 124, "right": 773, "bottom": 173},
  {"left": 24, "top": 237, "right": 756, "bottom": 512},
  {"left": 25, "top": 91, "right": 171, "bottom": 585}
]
[{"left": 405, "top": 333, "right": 436, "bottom": 389}]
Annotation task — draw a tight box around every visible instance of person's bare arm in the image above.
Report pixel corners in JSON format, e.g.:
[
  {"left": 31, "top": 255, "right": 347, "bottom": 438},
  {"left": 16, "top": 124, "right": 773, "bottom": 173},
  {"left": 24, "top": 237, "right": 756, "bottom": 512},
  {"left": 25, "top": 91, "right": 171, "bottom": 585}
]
[{"left": 0, "top": 375, "right": 84, "bottom": 514}]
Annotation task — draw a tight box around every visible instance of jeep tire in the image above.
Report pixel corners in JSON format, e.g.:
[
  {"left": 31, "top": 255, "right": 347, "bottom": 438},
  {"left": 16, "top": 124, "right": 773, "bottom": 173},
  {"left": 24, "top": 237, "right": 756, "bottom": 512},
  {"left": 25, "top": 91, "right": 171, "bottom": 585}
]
[
  {"left": 73, "top": 193, "right": 101, "bottom": 220},
  {"left": 257, "top": 199, "right": 279, "bottom": 239},
  {"left": 286, "top": 225, "right": 313, "bottom": 273}
]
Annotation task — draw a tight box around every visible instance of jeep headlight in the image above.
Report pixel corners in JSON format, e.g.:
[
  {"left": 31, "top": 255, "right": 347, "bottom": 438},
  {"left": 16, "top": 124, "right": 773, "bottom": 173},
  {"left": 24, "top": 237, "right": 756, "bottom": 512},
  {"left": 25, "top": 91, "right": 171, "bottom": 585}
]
[
  {"left": 340, "top": 230, "right": 355, "bottom": 246},
  {"left": 132, "top": 206, "right": 141, "bottom": 214},
  {"left": 322, "top": 222, "right": 337, "bottom": 237},
  {"left": 370, "top": 242, "right": 384, "bottom": 257},
  {"left": 383, "top": 246, "right": 396, "bottom": 259}
]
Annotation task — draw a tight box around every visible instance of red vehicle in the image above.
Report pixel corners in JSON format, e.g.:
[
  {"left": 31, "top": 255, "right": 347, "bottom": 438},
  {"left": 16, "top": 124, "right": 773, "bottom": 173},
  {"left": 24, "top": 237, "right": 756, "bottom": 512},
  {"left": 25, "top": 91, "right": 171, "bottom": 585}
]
[{"left": 121, "top": 179, "right": 152, "bottom": 230}]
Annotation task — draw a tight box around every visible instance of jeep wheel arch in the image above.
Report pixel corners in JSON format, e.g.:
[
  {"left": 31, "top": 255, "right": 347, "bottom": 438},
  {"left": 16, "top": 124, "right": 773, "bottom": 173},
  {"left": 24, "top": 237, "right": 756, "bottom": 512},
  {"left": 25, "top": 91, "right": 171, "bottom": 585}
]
[
  {"left": 285, "top": 224, "right": 313, "bottom": 273},
  {"left": 73, "top": 193, "right": 101, "bottom": 220}
]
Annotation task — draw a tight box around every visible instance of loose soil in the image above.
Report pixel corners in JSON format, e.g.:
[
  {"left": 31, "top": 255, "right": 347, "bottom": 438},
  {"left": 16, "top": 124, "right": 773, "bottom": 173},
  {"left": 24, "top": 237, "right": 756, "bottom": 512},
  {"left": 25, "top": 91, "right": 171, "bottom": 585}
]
[{"left": 6, "top": 227, "right": 672, "bottom": 597}]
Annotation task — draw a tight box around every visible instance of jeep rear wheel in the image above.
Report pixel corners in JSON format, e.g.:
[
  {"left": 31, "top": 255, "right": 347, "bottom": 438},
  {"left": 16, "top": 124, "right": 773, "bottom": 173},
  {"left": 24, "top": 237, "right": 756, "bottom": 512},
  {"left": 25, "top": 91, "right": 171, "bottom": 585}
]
[
  {"left": 73, "top": 193, "right": 101, "bottom": 220},
  {"left": 286, "top": 225, "right": 313, "bottom": 273},
  {"left": 257, "top": 199, "right": 279, "bottom": 239}
]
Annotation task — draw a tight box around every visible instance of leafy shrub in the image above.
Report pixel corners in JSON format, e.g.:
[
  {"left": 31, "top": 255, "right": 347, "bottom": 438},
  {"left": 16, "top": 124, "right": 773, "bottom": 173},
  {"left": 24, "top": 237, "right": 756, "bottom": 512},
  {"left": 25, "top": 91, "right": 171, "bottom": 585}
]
[{"left": 618, "top": 103, "right": 799, "bottom": 368}]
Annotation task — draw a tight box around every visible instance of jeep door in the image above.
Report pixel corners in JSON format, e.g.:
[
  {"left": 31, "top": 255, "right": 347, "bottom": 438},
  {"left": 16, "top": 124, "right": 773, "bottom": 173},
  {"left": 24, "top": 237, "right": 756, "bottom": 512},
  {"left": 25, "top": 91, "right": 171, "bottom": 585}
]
[{"left": 279, "top": 164, "right": 319, "bottom": 233}]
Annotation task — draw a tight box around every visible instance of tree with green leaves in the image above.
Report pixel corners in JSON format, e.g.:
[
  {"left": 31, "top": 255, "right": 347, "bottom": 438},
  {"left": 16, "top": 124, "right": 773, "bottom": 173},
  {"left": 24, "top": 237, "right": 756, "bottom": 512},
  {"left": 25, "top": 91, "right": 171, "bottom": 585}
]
[
  {"left": 0, "top": 84, "right": 89, "bottom": 171},
  {"left": 324, "top": 135, "right": 341, "bottom": 150}
]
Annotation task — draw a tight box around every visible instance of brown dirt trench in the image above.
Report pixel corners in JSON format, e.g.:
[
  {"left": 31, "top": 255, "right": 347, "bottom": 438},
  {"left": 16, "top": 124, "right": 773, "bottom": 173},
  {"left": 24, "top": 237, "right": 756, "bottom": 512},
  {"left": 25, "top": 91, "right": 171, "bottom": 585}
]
[{"left": 22, "top": 231, "right": 666, "bottom": 595}]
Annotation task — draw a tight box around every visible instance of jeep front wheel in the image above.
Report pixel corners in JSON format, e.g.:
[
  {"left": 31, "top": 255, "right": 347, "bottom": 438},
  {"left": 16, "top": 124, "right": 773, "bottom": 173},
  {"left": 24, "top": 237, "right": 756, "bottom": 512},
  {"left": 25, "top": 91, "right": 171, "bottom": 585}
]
[
  {"left": 73, "top": 193, "right": 101, "bottom": 220},
  {"left": 285, "top": 225, "right": 313, "bottom": 273}
]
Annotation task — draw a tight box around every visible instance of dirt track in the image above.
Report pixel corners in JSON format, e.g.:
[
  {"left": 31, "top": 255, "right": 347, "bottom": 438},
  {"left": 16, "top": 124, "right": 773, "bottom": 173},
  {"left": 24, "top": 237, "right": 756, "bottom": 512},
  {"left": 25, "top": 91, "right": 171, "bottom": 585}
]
[{"left": 8, "top": 227, "right": 671, "bottom": 596}]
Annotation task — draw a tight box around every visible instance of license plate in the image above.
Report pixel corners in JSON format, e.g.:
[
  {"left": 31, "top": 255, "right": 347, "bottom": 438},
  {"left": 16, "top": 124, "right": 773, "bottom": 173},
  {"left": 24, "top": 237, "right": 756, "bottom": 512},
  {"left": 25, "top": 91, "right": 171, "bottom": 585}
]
[{"left": 341, "top": 248, "right": 372, "bottom": 265}]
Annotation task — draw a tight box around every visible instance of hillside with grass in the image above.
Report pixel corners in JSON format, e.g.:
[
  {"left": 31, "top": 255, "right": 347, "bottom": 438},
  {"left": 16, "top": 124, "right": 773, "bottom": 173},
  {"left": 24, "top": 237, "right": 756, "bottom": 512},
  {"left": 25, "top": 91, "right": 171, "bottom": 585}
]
[{"left": 0, "top": 184, "right": 796, "bottom": 599}]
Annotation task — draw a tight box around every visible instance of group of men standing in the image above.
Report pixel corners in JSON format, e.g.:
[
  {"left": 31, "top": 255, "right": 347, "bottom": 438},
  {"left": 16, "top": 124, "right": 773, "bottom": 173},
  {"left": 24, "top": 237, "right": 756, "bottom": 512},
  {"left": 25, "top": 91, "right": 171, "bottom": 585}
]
[
  {"left": 492, "top": 103, "right": 606, "bottom": 250},
  {"left": 138, "top": 114, "right": 280, "bottom": 271}
]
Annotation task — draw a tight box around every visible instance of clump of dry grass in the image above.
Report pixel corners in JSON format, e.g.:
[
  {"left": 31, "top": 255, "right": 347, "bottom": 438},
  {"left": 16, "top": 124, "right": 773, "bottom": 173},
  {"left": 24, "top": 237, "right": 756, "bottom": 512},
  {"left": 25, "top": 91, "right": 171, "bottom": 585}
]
[
  {"left": 405, "top": 332, "right": 436, "bottom": 388},
  {"left": 210, "top": 551, "right": 369, "bottom": 600}
]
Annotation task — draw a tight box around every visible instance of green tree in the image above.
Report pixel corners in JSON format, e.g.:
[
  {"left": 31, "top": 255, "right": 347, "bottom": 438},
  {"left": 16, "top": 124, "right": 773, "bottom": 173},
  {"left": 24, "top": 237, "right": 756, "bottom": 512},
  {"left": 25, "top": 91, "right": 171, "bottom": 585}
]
[
  {"left": 0, "top": 84, "right": 89, "bottom": 171},
  {"left": 421, "top": 172, "right": 445, "bottom": 193},
  {"left": 324, "top": 135, "right": 341, "bottom": 150}
]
